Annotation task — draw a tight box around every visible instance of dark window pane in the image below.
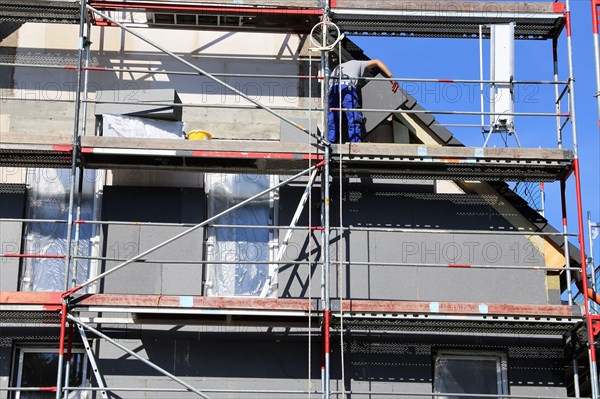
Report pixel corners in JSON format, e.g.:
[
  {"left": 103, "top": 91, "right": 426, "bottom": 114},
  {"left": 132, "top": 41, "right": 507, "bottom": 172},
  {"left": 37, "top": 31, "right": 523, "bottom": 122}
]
[
  {"left": 21, "top": 353, "right": 58, "bottom": 389},
  {"left": 177, "top": 14, "right": 196, "bottom": 25},
  {"left": 434, "top": 356, "right": 500, "bottom": 399},
  {"left": 19, "top": 352, "right": 84, "bottom": 399},
  {"left": 197, "top": 15, "right": 218, "bottom": 26},
  {"left": 154, "top": 14, "right": 175, "bottom": 24},
  {"left": 222, "top": 16, "right": 240, "bottom": 26}
]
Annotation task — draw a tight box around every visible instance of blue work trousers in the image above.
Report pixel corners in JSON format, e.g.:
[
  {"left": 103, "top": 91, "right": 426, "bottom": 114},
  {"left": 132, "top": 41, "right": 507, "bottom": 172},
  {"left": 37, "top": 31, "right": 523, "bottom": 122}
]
[{"left": 328, "top": 84, "right": 363, "bottom": 143}]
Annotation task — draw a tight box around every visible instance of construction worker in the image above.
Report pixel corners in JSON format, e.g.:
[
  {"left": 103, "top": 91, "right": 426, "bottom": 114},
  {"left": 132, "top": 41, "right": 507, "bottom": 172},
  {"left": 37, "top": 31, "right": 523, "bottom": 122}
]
[{"left": 328, "top": 59, "right": 399, "bottom": 143}]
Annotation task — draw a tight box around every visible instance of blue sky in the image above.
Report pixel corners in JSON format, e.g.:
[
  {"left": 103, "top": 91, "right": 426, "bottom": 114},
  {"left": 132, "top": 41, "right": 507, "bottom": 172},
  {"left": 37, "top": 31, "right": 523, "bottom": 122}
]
[{"left": 354, "top": 0, "right": 600, "bottom": 257}]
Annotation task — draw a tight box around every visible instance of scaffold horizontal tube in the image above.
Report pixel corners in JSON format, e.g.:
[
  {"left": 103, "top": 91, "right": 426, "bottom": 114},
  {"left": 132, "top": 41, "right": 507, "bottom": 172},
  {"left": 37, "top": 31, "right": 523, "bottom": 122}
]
[
  {"left": 2, "top": 387, "right": 579, "bottom": 398},
  {"left": 330, "top": 391, "right": 586, "bottom": 399},
  {"left": 0, "top": 387, "right": 57, "bottom": 392},
  {"left": 67, "top": 255, "right": 576, "bottom": 272},
  {"left": 88, "top": 1, "right": 324, "bottom": 15},
  {"left": 0, "top": 62, "right": 323, "bottom": 80},
  {"left": 332, "top": 75, "right": 570, "bottom": 85},
  {"left": 333, "top": 107, "right": 570, "bottom": 118},
  {"left": 0, "top": 62, "right": 568, "bottom": 85},
  {"left": 0, "top": 96, "right": 324, "bottom": 112},
  {"left": 62, "top": 387, "right": 321, "bottom": 395},
  {"left": 0, "top": 253, "right": 66, "bottom": 259},
  {"left": 0, "top": 96, "right": 567, "bottom": 118},
  {"left": 0, "top": 219, "right": 578, "bottom": 237}
]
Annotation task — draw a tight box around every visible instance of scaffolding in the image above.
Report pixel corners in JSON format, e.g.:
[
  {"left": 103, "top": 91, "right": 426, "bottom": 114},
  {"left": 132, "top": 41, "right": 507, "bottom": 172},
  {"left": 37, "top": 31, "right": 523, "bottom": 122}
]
[{"left": 0, "top": 0, "right": 598, "bottom": 398}]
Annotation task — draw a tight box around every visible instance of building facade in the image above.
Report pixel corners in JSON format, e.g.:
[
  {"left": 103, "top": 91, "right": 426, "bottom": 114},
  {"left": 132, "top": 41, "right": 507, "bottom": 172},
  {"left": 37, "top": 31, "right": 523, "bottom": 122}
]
[{"left": 0, "top": 1, "right": 595, "bottom": 398}]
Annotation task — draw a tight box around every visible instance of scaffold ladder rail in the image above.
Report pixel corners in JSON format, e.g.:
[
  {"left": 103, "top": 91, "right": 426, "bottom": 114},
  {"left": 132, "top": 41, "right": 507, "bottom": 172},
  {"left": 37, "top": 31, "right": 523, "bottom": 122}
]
[
  {"left": 260, "top": 168, "right": 320, "bottom": 297},
  {"left": 76, "top": 323, "right": 109, "bottom": 399}
]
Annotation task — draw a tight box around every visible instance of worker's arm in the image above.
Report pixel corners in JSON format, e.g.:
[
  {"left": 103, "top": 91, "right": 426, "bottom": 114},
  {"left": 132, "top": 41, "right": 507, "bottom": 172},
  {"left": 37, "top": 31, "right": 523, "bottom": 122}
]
[{"left": 367, "top": 59, "right": 400, "bottom": 93}]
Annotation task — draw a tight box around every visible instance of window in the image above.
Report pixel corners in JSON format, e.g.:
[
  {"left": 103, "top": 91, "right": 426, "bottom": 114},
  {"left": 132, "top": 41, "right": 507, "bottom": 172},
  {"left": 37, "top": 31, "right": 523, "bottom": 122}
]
[
  {"left": 433, "top": 351, "right": 508, "bottom": 399},
  {"left": 20, "top": 168, "right": 100, "bottom": 292},
  {"left": 12, "top": 347, "right": 87, "bottom": 399},
  {"left": 204, "top": 173, "right": 277, "bottom": 297}
]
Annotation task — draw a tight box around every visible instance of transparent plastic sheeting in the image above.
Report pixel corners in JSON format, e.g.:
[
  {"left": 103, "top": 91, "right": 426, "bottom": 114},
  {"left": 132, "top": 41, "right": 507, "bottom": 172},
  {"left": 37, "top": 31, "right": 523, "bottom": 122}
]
[
  {"left": 102, "top": 113, "right": 184, "bottom": 139},
  {"left": 21, "top": 169, "right": 96, "bottom": 292},
  {"left": 205, "top": 174, "right": 276, "bottom": 297}
]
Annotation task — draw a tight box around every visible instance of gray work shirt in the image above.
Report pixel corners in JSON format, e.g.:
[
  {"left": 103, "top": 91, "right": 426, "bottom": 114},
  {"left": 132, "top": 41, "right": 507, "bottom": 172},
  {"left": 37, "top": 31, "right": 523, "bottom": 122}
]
[{"left": 331, "top": 60, "right": 370, "bottom": 88}]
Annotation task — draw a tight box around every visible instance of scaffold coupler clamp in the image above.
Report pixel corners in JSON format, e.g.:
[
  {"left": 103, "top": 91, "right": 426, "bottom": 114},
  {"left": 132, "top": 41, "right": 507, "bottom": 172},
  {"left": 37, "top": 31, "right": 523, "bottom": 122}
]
[{"left": 591, "top": 320, "right": 600, "bottom": 340}]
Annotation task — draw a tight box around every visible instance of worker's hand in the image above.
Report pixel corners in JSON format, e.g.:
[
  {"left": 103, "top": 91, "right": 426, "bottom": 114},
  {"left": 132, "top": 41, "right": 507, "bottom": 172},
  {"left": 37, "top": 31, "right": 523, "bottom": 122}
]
[{"left": 391, "top": 80, "right": 400, "bottom": 93}]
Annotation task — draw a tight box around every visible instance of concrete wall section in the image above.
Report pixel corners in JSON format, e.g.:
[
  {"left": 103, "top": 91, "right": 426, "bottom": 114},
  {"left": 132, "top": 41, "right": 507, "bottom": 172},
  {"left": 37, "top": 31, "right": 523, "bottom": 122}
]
[
  {"left": 0, "top": 184, "right": 25, "bottom": 291},
  {"left": 2, "top": 24, "right": 312, "bottom": 139},
  {"left": 279, "top": 179, "right": 553, "bottom": 304},
  {"left": 100, "top": 185, "right": 205, "bottom": 295},
  {"left": 0, "top": 221, "right": 22, "bottom": 292}
]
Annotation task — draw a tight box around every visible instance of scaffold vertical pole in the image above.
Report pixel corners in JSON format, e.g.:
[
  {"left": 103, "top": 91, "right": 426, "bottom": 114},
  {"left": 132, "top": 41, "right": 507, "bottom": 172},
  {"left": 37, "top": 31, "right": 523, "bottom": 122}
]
[
  {"left": 479, "top": 25, "right": 485, "bottom": 134},
  {"left": 592, "top": 0, "right": 600, "bottom": 128},
  {"left": 62, "top": 322, "right": 74, "bottom": 399},
  {"left": 55, "top": 301, "right": 68, "bottom": 399},
  {"left": 57, "top": 0, "right": 87, "bottom": 395},
  {"left": 565, "top": 1, "right": 599, "bottom": 396},
  {"left": 590, "top": 212, "right": 598, "bottom": 312},
  {"left": 62, "top": 0, "right": 87, "bottom": 294},
  {"left": 574, "top": 160, "right": 599, "bottom": 399},
  {"left": 553, "top": 37, "right": 562, "bottom": 148},
  {"left": 70, "top": 18, "right": 93, "bottom": 289},
  {"left": 561, "top": 180, "right": 574, "bottom": 307},
  {"left": 320, "top": 3, "right": 332, "bottom": 398},
  {"left": 561, "top": 179, "right": 581, "bottom": 397},
  {"left": 539, "top": 182, "right": 546, "bottom": 217}
]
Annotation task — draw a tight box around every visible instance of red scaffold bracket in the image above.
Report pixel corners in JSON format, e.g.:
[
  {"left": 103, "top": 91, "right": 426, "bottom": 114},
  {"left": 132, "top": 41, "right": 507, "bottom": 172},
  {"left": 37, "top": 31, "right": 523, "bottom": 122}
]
[{"left": 591, "top": 315, "right": 600, "bottom": 338}]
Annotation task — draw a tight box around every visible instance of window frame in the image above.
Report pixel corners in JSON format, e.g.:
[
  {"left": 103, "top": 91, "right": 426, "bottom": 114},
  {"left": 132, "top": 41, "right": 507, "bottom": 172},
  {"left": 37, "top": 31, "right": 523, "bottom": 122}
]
[
  {"left": 204, "top": 173, "right": 279, "bottom": 297},
  {"left": 12, "top": 346, "right": 88, "bottom": 399},
  {"left": 20, "top": 168, "right": 104, "bottom": 293},
  {"left": 433, "top": 350, "right": 509, "bottom": 398}
]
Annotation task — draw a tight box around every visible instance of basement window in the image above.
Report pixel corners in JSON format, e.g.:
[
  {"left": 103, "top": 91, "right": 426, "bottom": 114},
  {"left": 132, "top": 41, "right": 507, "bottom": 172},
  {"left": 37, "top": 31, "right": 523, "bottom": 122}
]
[
  {"left": 153, "top": 13, "right": 175, "bottom": 25},
  {"left": 433, "top": 351, "right": 508, "bottom": 398},
  {"left": 197, "top": 15, "right": 219, "bottom": 26},
  {"left": 221, "top": 16, "right": 241, "bottom": 27},
  {"left": 176, "top": 14, "right": 197, "bottom": 25},
  {"left": 11, "top": 347, "right": 87, "bottom": 399}
]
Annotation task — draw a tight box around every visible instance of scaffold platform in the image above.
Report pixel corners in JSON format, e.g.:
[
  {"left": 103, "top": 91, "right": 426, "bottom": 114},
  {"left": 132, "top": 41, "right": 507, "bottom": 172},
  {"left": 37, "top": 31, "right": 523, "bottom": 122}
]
[
  {"left": 331, "top": 0, "right": 566, "bottom": 39},
  {"left": 0, "top": 0, "right": 566, "bottom": 40},
  {"left": 0, "top": 292, "right": 581, "bottom": 335},
  {"left": 0, "top": 133, "right": 574, "bottom": 181}
]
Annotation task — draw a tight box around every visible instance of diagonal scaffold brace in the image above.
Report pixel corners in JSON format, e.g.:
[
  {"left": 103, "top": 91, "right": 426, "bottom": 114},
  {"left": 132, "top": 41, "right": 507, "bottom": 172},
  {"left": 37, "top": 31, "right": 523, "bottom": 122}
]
[
  {"left": 63, "top": 161, "right": 325, "bottom": 298},
  {"left": 68, "top": 314, "right": 212, "bottom": 399}
]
